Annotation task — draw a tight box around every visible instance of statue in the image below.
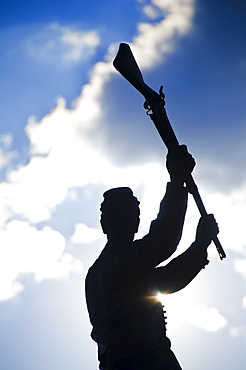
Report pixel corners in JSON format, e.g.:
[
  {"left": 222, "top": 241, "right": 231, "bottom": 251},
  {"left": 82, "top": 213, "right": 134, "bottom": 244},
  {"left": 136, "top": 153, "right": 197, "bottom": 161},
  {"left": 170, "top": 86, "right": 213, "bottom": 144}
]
[{"left": 85, "top": 145, "right": 219, "bottom": 370}]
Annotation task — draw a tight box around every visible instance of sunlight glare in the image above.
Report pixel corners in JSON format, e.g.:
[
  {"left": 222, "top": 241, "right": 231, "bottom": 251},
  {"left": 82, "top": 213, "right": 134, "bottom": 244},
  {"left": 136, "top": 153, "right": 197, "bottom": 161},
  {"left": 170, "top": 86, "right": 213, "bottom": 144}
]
[{"left": 156, "top": 292, "right": 166, "bottom": 306}]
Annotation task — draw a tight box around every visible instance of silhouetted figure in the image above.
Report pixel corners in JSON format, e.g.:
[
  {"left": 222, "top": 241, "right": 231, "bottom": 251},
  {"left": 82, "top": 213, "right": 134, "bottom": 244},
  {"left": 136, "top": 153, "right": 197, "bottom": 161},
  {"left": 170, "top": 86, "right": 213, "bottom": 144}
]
[{"left": 85, "top": 145, "right": 219, "bottom": 370}]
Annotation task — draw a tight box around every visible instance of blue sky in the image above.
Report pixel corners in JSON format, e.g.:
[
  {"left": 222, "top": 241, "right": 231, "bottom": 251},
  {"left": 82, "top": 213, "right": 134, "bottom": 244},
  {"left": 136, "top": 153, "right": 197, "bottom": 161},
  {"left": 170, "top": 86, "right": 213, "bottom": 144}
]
[{"left": 0, "top": 1, "right": 246, "bottom": 369}]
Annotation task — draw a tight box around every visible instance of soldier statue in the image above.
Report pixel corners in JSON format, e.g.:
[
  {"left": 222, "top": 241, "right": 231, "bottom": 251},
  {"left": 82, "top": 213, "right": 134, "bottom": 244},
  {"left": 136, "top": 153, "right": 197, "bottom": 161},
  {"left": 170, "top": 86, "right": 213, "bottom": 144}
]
[{"left": 85, "top": 145, "right": 219, "bottom": 370}]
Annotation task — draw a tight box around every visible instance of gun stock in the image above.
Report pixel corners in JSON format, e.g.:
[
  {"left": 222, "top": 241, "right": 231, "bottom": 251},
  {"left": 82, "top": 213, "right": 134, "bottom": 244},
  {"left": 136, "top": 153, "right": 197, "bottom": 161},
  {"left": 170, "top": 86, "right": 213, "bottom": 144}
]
[
  {"left": 113, "top": 43, "right": 154, "bottom": 97},
  {"left": 113, "top": 43, "right": 226, "bottom": 260}
]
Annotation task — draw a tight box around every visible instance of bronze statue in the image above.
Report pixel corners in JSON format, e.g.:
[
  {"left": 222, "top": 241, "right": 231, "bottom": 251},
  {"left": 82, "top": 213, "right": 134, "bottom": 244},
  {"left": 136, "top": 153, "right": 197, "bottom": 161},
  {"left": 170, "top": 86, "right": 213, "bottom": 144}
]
[{"left": 85, "top": 145, "right": 219, "bottom": 370}]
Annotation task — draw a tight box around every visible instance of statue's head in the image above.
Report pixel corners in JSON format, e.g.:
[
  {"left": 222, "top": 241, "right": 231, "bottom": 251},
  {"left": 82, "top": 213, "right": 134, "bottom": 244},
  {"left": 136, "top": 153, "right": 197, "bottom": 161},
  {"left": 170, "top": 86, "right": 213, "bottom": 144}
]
[{"left": 100, "top": 187, "right": 140, "bottom": 239}]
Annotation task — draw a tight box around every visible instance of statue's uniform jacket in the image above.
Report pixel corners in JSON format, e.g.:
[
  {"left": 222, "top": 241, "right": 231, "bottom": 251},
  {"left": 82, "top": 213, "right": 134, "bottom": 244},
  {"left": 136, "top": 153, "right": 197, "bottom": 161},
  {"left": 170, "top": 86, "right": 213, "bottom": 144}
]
[{"left": 85, "top": 183, "right": 209, "bottom": 367}]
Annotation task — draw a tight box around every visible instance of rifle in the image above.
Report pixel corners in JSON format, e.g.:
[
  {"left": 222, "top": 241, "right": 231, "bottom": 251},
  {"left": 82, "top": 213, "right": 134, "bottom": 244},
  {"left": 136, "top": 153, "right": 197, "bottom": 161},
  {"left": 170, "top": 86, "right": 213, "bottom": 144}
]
[{"left": 113, "top": 43, "right": 226, "bottom": 260}]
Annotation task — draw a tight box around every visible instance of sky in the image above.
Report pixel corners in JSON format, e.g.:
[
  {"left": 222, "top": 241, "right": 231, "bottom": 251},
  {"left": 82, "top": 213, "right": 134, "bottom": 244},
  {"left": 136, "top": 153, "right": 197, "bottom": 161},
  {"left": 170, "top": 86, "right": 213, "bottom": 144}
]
[{"left": 0, "top": 0, "right": 246, "bottom": 369}]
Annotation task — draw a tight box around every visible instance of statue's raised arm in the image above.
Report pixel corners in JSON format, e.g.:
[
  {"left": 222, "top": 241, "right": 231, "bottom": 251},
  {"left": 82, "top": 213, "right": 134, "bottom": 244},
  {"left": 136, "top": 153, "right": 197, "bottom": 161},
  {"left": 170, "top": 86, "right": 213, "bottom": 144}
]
[{"left": 113, "top": 43, "right": 226, "bottom": 260}]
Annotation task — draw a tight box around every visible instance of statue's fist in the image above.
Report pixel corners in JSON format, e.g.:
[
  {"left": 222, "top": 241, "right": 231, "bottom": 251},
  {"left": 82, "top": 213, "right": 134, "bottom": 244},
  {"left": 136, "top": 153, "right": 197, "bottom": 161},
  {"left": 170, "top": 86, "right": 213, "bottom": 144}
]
[
  {"left": 166, "top": 145, "right": 196, "bottom": 184},
  {"left": 195, "top": 214, "right": 219, "bottom": 248}
]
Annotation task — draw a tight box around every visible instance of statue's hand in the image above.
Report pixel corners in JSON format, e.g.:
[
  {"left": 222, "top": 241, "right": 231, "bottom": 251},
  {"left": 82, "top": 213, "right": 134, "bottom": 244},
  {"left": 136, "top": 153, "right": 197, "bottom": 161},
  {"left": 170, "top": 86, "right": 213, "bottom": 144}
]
[
  {"left": 195, "top": 214, "right": 219, "bottom": 249},
  {"left": 166, "top": 145, "right": 196, "bottom": 185}
]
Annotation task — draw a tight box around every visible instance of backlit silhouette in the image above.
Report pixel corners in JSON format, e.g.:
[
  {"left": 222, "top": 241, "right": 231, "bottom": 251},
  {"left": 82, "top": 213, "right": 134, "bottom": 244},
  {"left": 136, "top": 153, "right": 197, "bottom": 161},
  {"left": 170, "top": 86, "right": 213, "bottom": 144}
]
[{"left": 85, "top": 145, "right": 219, "bottom": 370}]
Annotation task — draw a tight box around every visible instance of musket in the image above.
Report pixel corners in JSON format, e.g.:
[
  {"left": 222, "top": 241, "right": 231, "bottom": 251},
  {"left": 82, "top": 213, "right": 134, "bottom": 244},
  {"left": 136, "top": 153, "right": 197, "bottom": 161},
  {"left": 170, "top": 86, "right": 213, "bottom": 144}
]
[{"left": 113, "top": 43, "right": 226, "bottom": 260}]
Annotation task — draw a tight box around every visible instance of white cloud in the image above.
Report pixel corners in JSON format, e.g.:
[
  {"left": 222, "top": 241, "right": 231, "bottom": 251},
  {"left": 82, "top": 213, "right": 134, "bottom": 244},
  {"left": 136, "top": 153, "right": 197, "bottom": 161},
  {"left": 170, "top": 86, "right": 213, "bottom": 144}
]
[
  {"left": 0, "top": 280, "right": 24, "bottom": 302},
  {"left": 0, "top": 220, "right": 83, "bottom": 301},
  {"left": 0, "top": 133, "right": 16, "bottom": 169},
  {"left": 200, "top": 186, "right": 246, "bottom": 255},
  {"left": 234, "top": 258, "right": 246, "bottom": 281},
  {"left": 105, "top": 0, "right": 195, "bottom": 69},
  {"left": 229, "top": 325, "right": 246, "bottom": 339},
  {"left": 143, "top": 5, "right": 161, "bottom": 19},
  {"left": 124, "top": 0, "right": 195, "bottom": 69},
  {"left": 187, "top": 304, "right": 228, "bottom": 332},
  {"left": 71, "top": 223, "right": 103, "bottom": 244},
  {"left": 243, "top": 296, "right": 246, "bottom": 308},
  {"left": 52, "top": 23, "right": 100, "bottom": 61},
  {"left": 25, "top": 23, "right": 100, "bottom": 64}
]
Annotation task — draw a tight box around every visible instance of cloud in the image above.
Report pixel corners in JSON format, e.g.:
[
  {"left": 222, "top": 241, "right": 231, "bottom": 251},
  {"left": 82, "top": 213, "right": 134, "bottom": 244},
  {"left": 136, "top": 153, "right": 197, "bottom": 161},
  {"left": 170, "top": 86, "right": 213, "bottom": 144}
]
[
  {"left": 234, "top": 258, "right": 246, "bottom": 281},
  {"left": 229, "top": 325, "right": 246, "bottom": 339},
  {"left": 24, "top": 22, "right": 100, "bottom": 64},
  {"left": 125, "top": 0, "right": 195, "bottom": 69},
  {"left": 105, "top": 0, "right": 195, "bottom": 69},
  {"left": 71, "top": 223, "right": 103, "bottom": 244},
  {"left": 51, "top": 23, "right": 100, "bottom": 61},
  {"left": 199, "top": 185, "right": 246, "bottom": 255},
  {"left": 0, "top": 220, "right": 83, "bottom": 301},
  {"left": 187, "top": 304, "right": 228, "bottom": 332},
  {"left": 142, "top": 4, "right": 162, "bottom": 20},
  {"left": 243, "top": 296, "right": 246, "bottom": 308},
  {"left": 0, "top": 133, "right": 16, "bottom": 169}
]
